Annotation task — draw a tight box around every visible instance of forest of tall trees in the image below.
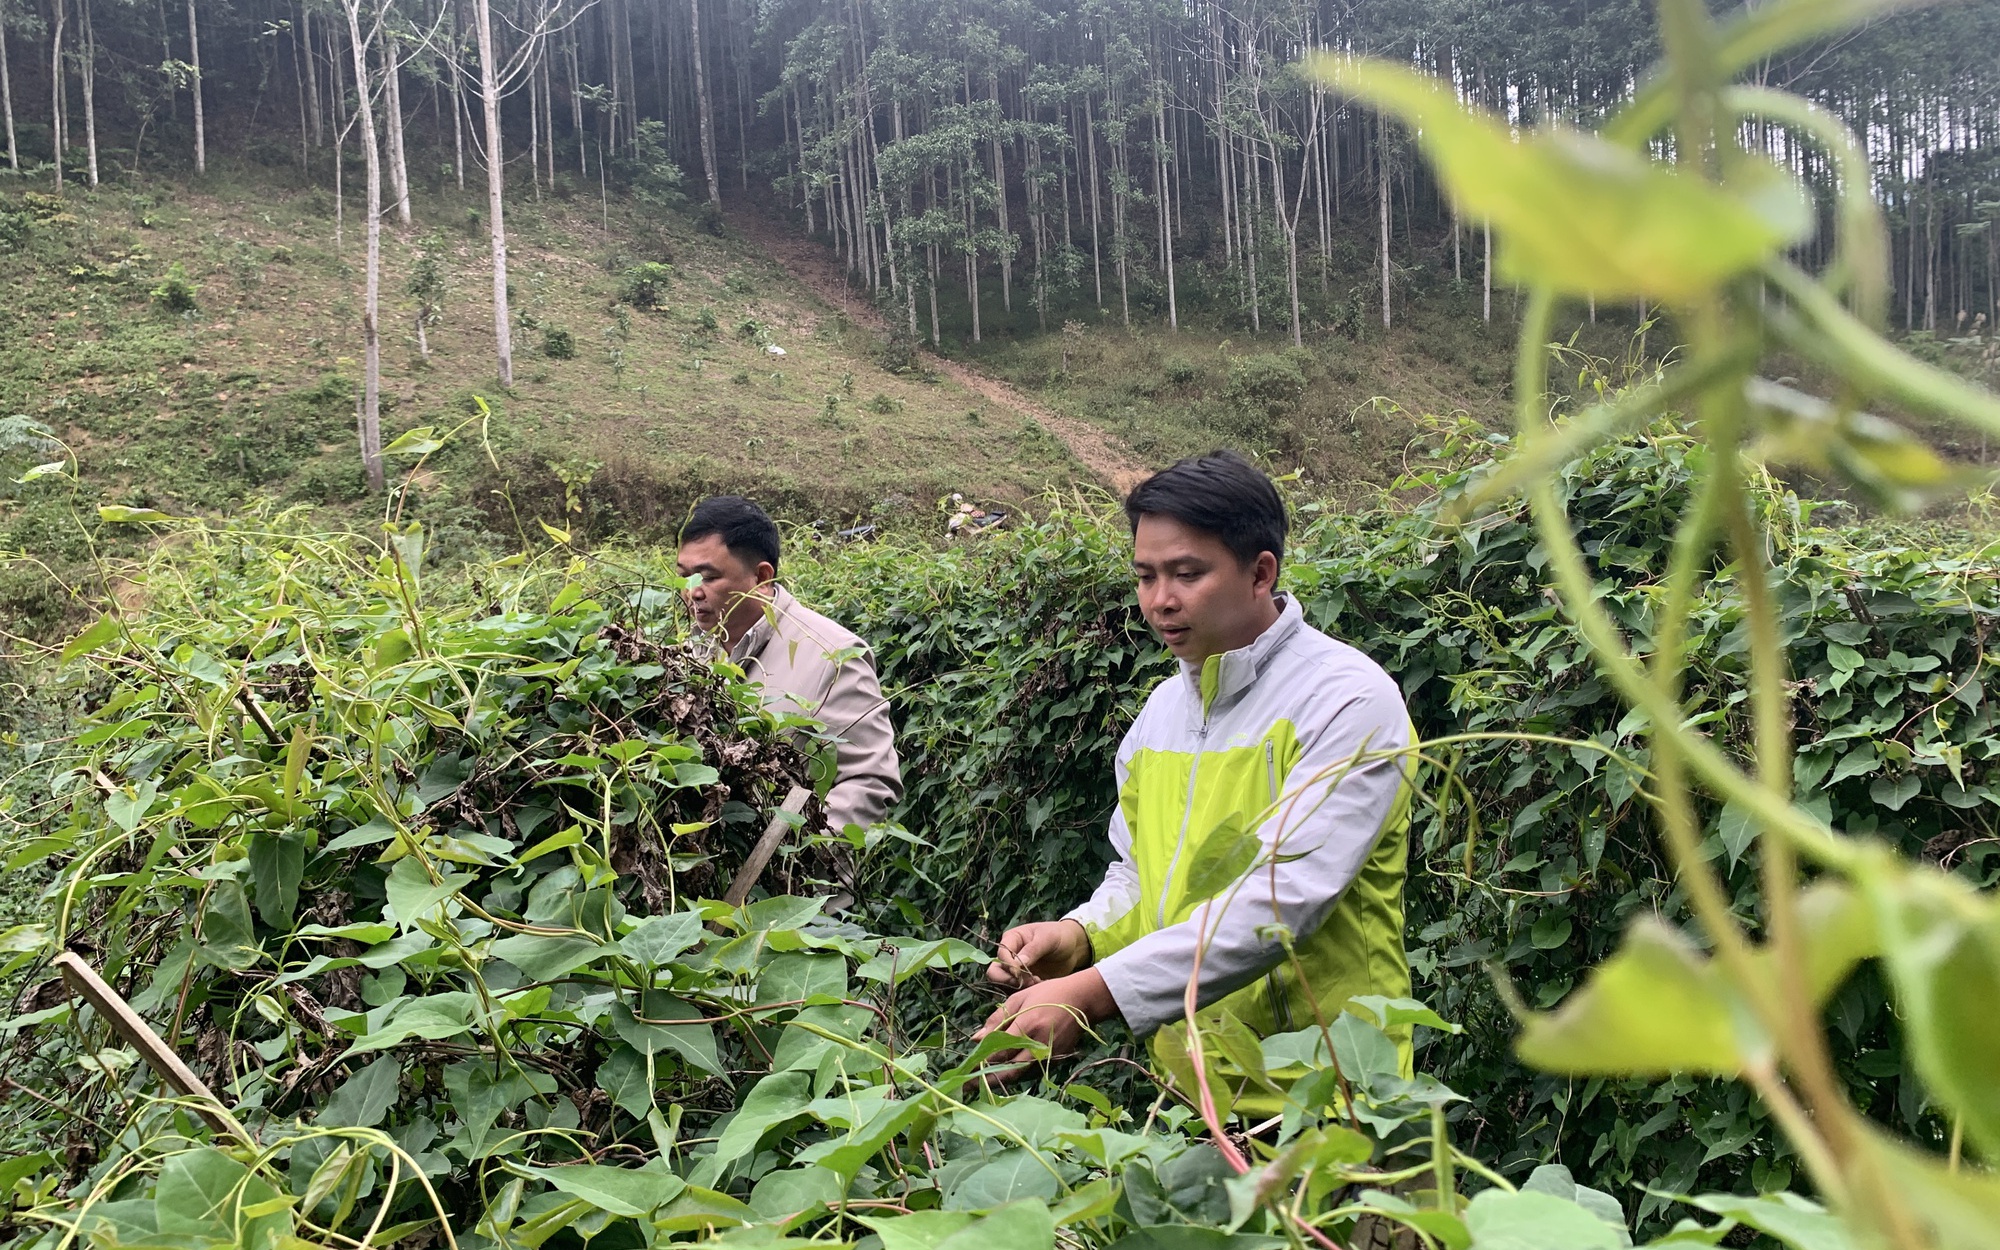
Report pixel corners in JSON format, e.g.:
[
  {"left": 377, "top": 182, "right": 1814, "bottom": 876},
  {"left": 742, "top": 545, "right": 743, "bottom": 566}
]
[{"left": 1, "top": 0, "right": 1994, "bottom": 363}]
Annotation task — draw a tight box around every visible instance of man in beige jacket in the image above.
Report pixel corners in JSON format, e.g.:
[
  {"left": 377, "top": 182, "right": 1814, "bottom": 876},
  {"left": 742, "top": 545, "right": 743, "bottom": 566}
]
[{"left": 676, "top": 496, "right": 903, "bottom": 900}]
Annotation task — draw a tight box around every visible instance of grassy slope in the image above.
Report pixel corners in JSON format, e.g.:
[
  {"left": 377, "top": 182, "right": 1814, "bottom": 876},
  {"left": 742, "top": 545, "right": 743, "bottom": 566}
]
[
  {"left": 0, "top": 168, "right": 1086, "bottom": 619},
  {"left": 920, "top": 224, "right": 1646, "bottom": 499}
]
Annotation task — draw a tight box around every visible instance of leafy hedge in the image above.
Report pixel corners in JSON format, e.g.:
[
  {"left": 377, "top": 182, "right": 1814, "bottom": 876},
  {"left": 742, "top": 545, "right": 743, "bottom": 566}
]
[
  {"left": 0, "top": 508, "right": 1666, "bottom": 1250},
  {"left": 787, "top": 421, "right": 2000, "bottom": 1224}
]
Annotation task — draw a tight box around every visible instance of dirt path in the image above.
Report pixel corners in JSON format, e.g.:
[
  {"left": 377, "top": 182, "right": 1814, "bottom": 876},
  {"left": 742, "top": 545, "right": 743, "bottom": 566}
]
[{"left": 730, "top": 202, "right": 1149, "bottom": 494}]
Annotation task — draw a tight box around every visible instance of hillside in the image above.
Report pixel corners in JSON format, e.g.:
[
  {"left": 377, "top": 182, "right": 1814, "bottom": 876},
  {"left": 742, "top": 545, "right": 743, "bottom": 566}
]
[{"left": 0, "top": 171, "right": 1102, "bottom": 630}]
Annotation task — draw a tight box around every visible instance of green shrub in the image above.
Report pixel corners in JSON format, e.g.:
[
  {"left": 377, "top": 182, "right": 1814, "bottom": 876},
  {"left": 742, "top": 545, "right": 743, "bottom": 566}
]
[
  {"left": 1222, "top": 350, "right": 1308, "bottom": 417},
  {"left": 0, "top": 203, "right": 32, "bottom": 252},
  {"left": 150, "top": 262, "right": 199, "bottom": 313},
  {"left": 619, "top": 260, "right": 673, "bottom": 309},
  {"left": 1162, "top": 356, "right": 1202, "bottom": 388},
  {"left": 542, "top": 325, "right": 577, "bottom": 359}
]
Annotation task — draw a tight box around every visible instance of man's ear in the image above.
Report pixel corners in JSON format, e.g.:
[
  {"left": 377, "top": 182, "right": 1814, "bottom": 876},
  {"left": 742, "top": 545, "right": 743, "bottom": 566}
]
[
  {"left": 1253, "top": 551, "right": 1279, "bottom": 596},
  {"left": 756, "top": 561, "right": 777, "bottom": 586}
]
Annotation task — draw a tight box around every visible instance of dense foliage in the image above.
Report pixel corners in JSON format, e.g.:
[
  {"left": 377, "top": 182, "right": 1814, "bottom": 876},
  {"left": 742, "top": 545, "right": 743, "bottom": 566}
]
[
  {"left": 0, "top": 511, "right": 1650, "bottom": 1249},
  {"left": 786, "top": 414, "right": 2000, "bottom": 1225},
  {"left": 7, "top": 3, "right": 2000, "bottom": 1247}
]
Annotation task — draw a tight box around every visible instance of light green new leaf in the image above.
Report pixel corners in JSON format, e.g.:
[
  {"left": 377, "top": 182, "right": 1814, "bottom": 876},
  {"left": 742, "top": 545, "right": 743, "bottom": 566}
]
[
  {"left": 747, "top": 1165, "right": 845, "bottom": 1223},
  {"left": 1685, "top": 1192, "right": 1853, "bottom": 1250},
  {"left": 1747, "top": 379, "right": 1987, "bottom": 514},
  {"left": 350, "top": 992, "right": 476, "bottom": 1053},
  {"left": 652, "top": 1185, "right": 756, "bottom": 1233},
  {"left": 944, "top": 1148, "right": 1063, "bottom": 1210},
  {"left": 1861, "top": 1126, "right": 2000, "bottom": 1250},
  {"left": 1466, "top": 1189, "right": 1624, "bottom": 1250},
  {"left": 1523, "top": 1165, "right": 1630, "bottom": 1245},
  {"left": 1347, "top": 995, "right": 1464, "bottom": 1035},
  {"left": 383, "top": 857, "right": 475, "bottom": 930},
  {"left": 382, "top": 426, "right": 445, "bottom": 456},
  {"left": 1862, "top": 865, "right": 2000, "bottom": 1161},
  {"left": 153, "top": 1148, "right": 289, "bottom": 1247},
  {"left": 0, "top": 1151, "right": 53, "bottom": 1196},
  {"left": 948, "top": 1095, "right": 1086, "bottom": 1147},
  {"left": 620, "top": 911, "right": 706, "bottom": 967},
  {"left": 521, "top": 1163, "right": 685, "bottom": 1218},
  {"left": 1776, "top": 880, "right": 1880, "bottom": 1004},
  {"left": 14, "top": 460, "right": 66, "bottom": 483},
  {"left": 1515, "top": 919, "right": 1750, "bottom": 1076},
  {"left": 1306, "top": 58, "right": 1808, "bottom": 303},
  {"left": 97, "top": 505, "right": 177, "bottom": 524},
  {"left": 863, "top": 1200, "right": 1057, "bottom": 1250},
  {"left": 61, "top": 614, "right": 121, "bottom": 665}
]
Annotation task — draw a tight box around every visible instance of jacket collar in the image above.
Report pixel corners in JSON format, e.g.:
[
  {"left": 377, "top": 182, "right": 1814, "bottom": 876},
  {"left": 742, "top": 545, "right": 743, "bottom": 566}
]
[
  {"left": 1178, "top": 593, "right": 1302, "bottom": 715},
  {"left": 726, "top": 584, "right": 792, "bottom": 664}
]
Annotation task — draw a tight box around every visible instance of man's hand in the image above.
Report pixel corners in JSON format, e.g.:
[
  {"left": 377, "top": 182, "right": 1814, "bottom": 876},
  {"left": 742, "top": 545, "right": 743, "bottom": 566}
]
[
  {"left": 972, "top": 969, "right": 1118, "bottom": 1088},
  {"left": 987, "top": 919, "right": 1092, "bottom": 990}
]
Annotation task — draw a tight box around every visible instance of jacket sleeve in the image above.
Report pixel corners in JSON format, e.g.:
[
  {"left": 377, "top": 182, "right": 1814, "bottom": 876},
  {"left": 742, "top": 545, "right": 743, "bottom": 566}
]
[
  {"left": 817, "top": 645, "right": 904, "bottom": 835},
  {"left": 1092, "top": 669, "right": 1412, "bottom": 1038}
]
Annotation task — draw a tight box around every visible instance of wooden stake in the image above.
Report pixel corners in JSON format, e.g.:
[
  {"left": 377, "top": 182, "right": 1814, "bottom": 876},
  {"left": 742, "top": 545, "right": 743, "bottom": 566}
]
[
  {"left": 53, "top": 951, "right": 252, "bottom": 1143},
  {"left": 723, "top": 785, "right": 814, "bottom": 908}
]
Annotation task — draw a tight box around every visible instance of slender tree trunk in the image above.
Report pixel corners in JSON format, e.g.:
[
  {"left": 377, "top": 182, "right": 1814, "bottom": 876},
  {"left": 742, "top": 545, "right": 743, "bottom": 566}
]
[
  {"left": 0, "top": 5, "right": 15, "bottom": 171},
  {"left": 471, "top": 0, "right": 512, "bottom": 385},
  {"left": 1084, "top": 92, "right": 1101, "bottom": 307},
  {"left": 329, "top": 20, "right": 344, "bottom": 245},
  {"left": 384, "top": 27, "right": 411, "bottom": 224},
  {"left": 78, "top": 0, "right": 96, "bottom": 185},
  {"left": 689, "top": 0, "right": 719, "bottom": 211},
  {"left": 988, "top": 75, "right": 1010, "bottom": 313},
  {"left": 1378, "top": 111, "right": 1391, "bottom": 330},
  {"left": 540, "top": 48, "right": 553, "bottom": 188},
  {"left": 1154, "top": 82, "right": 1176, "bottom": 331},
  {"left": 48, "top": 0, "right": 63, "bottom": 190},
  {"left": 1243, "top": 135, "right": 1259, "bottom": 333},
  {"left": 289, "top": 6, "right": 310, "bottom": 166},
  {"left": 1924, "top": 188, "right": 1938, "bottom": 332},
  {"left": 343, "top": 0, "right": 386, "bottom": 492},
  {"left": 450, "top": 43, "right": 465, "bottom": 189},
  {"left": 186, "top": 0, "right": 205, "bottom": 173},
  {"left": 300, "top": 6, "right": 322, "bottom": 147},
  {"left": 527, "top": 49, "right": 541, "bottom": 199},
  {"left": 566, "top": 32, "right": 584, "bottom": 174},
  {"left": 1483, "top": 219, "right": 1492, "bottom": 322}
]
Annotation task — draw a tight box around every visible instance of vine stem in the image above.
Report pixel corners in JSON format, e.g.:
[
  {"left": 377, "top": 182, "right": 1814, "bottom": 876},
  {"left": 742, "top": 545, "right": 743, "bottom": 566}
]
[{"left": 1513, "top": 284, "right": 1934, "bottom": 1245}]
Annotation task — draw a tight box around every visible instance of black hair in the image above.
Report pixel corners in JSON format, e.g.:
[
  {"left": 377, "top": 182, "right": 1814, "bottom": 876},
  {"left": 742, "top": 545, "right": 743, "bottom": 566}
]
[
  {"left": 1123, "top": 449, "right": 1287, "bottom": 569},
  {"left": 680, "top": 495, "right": 782, "bottom": 575}
]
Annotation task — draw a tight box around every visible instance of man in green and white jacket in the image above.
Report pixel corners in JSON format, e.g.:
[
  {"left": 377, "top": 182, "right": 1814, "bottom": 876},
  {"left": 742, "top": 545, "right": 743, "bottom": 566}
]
[{"left": 979, "top": 450, "right": 1414, "bottom": 1081}]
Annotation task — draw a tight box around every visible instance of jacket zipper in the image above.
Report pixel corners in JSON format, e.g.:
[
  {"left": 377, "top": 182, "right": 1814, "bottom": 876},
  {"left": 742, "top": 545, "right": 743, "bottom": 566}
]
[
  {"left": 1263, "top": 738, "right": 1295, "bottom": 1031},
  {"left": 1156, "top": 719, "right": 1207, "bottom": 927}
]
